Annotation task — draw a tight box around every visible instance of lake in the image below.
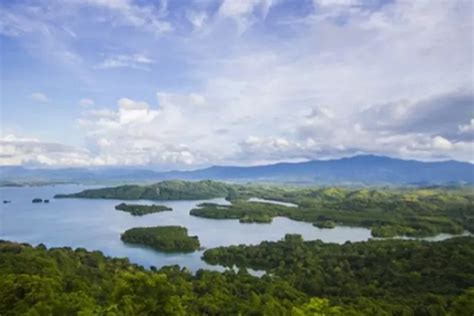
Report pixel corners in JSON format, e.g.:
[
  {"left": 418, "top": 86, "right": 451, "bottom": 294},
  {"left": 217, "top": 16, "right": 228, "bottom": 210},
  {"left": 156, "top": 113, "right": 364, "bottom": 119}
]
[
  {"left": 248, "top": 197, "right": 298, "bottom": 207},
  {"left": 0, "top": 184, "right": 460, "bottom": 272}
]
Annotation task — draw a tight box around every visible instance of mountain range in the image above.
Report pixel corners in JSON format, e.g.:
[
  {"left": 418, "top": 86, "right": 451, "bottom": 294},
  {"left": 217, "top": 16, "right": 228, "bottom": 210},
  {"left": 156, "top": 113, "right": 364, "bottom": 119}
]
[{"left": 1, "top": 155, "right": 473, "bottom": 186}]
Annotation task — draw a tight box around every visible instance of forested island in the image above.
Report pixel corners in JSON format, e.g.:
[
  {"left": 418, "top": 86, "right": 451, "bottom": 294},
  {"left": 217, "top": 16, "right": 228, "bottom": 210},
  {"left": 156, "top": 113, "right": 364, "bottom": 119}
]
[
  {"left": 191, "top": 183, "right": 474, "bottom": 238},
  {"left": 190, "top": 202, "right": 281, "bottom": 223},
  {"left": 115, "top": 203, "right": 172, "bottom": 216},
  {"left": 313, "top": 220, "right": 336, "bottom": 229},
  {"left": 1, "top": 238, "right": 473, "bottom": 315},
  {"left": 121, "top": 226, "right": 200, "bottom": 252},
  {"left": 55, "top": 180, "right": 474, "bottom": 238},
  {"left": 55, "top": 180, "right": 232, "bottom": 200}
]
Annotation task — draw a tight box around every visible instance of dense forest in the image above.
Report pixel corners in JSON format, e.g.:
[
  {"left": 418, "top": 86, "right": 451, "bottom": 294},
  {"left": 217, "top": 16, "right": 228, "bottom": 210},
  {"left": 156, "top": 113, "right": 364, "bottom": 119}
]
[
  {"left": 121, "top": 226, "right": 200, "bottom": 252},
  {"left": 55, "top": 180, "right": 232, "bottom": 200},
  {"left": 193, "top": 184, "right": 474, "bottom": 237},
  {"left": 203, "top": 235, "right": 474, "bottom": 315},
  {"left": 190, "top": 201, "right": 281, "bottom": 223},
  {"left": 1, "top": 238, "right": 473, "bottom": 315},
  {"left": 0, "top": 241, "right": 307, "bottom": 315},
  {"left": 115, "top": 203, "right": 172, "bottom": 216}
]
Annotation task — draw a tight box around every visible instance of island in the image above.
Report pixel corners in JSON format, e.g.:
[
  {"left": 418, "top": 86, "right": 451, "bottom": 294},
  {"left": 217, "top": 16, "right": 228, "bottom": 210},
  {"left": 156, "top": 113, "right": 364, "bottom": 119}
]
[
  {"left": 191, "top": 186, "right": 472, "bottom": 237},
  {"left": 120, "top": 226, "right": 200, "bottom": 252},
  {"left": 313, "top": 220, "right": 336, "bottom": 229},
  {"left": 190, "top": 201, "right": 285, "bottom": 224},
  {"left": 54, "top": 180, "right": 233, "bottom": 200},
  {"left": 32, "top": 198, "right": 43, "bottom": 203},
  {"left": 55, "top": 180, "right": 474, "bottom": 238},
  {"left": 115, "top": 203, "right": 172, "bottom": 216}
]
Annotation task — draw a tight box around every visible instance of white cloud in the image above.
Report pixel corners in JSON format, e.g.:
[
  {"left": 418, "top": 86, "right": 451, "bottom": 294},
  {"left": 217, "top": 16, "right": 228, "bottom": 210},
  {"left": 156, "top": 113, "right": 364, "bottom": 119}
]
[
  {"left": 1, "top": 0, "right": 473, "bottom": 167},
  {"left": 30, "top": 92, "right": 50, "bottom": 103},
  {"left": 117, "top": 98, "right": 158, "bottom": 124},
  {"left": 75, "top": 97, "right": 203, "bottom": 167},
  {"left": 79, "top": 98, "right": 95, "bottom": 107},
  {"left": 83, "top": 0, "right": 172, "bottom": 34},
  {"left": 218, "top": 0, "right": 274, "bottom": 31},
  {"left": 459, "top": 119, "right": 474, "bottom": 133},
  {"left": 431, "top": 136, "right": 453, "bottom": 151},
  {"left": 0, "top": 134, "right": 92, "bottom": 166},
  {"left": 186, "top": 10, "right": 208, "bottom": 29},
  {"left": 96, "top": 53, "right": 155, "bottom": 70},
  {"left": 68, "top": 0, "right": 474, "bottom": 169}
]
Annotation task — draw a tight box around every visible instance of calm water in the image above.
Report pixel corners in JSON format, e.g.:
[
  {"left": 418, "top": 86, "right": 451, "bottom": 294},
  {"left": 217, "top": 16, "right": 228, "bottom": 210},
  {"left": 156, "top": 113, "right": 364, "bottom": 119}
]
[
  {"left": 0, "top": 184, "right": 456, "bottom": 272},
  {"left": 248, "top": 197, "right": 298, "bottom": 207}
]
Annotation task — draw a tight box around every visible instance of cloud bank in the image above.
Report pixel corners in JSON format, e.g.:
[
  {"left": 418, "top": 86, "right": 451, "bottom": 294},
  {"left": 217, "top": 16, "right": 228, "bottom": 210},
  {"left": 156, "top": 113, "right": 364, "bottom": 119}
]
[{"left": 0, "top": 0, "right": 472, "bottom": 167}]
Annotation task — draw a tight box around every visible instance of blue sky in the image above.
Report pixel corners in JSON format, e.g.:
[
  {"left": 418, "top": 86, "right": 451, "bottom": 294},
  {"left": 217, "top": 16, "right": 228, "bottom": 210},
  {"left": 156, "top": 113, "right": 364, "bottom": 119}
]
[{"left": 0, "top": 0, "right": 473, "bottom": 168}]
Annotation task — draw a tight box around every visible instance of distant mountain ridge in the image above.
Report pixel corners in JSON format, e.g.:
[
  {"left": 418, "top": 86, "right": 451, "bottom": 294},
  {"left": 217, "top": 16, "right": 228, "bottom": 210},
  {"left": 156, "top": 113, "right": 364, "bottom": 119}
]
[{"left": 1, "top": 155, "right": 473, "bottom": 185}]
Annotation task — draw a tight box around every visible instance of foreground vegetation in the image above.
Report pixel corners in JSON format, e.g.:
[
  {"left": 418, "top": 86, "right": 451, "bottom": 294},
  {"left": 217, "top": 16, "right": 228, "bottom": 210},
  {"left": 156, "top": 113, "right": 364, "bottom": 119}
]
[
  {"left": 121, "top": 226, "right": 200, "bottom": 253},
  {"left": 204, "top": 235, "right": 474, "bottom": 315},
  {"left": 1, "top": 238, "right": 473, "bottom": 315},
  {"left": 115, "top": 203, "right": 172, "bottom": 216},
  {"left": 0, "top": 241, "right": 308, "bottom": 315}
]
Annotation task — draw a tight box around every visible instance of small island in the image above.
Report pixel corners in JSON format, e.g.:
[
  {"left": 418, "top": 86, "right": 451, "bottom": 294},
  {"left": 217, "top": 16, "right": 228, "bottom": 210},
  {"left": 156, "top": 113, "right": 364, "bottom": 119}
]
[
  {"left": 115, "top": 203, "right": 172, "bottom": 216},
  {"left": 313, "top": 220, "right": 336, "bottom": 229},
  {"left": 32, "top": 198, "right": 43, "bottom": 203},
  {"left": 189, "top": 201, "right": 291, "bottom": 224},
  {"left": 121, "top": 226, "right": 200, "bottom": 252}
]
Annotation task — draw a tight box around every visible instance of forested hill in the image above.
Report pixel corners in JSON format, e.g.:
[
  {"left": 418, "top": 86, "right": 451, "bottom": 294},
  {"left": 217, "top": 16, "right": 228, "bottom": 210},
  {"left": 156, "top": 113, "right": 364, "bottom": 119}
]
[
  {"left": 55, "top": 180, "right": 232, "bottom": 200},
  {"left": 178, "top": 155, "right": 474, "bottom": 184},
  {"left": 3, "top": 155, "right": 473, "bottom": 186}
]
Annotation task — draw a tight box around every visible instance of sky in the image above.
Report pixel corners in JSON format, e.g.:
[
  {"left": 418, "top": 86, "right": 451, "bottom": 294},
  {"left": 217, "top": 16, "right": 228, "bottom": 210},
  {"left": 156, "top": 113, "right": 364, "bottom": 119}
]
[{"left": 0, "top": 0, "right": 473, "bottom": 169}]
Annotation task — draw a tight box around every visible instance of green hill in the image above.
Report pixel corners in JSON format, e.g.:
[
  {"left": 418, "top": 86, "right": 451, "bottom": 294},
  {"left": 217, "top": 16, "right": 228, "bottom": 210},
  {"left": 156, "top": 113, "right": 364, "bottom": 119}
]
[{"left": 55, "top": 180, "right": 232, "bottom": 200}]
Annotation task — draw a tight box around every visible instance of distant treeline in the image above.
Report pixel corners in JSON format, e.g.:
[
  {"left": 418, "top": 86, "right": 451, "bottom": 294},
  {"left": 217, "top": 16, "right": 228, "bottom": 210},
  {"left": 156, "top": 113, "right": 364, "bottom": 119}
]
[{"left": 55, "top": 180, "right": 231, "bottom": 200}]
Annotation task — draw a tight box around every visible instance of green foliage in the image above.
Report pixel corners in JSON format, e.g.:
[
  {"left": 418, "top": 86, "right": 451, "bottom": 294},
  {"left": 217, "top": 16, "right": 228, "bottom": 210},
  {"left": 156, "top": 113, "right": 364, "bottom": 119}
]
[
  {"left": 190, "top": 201, "right": 289, "bottom": 224},
  {"left": 1, "top": 238, "right": 473, "bottom": 315},
  {"left": 193, "top": 185, "right": 474, "bottom": 237},
  {"left": 115, "top": 203, "right": 172, "bottom": 216},
  {"left": 292, "top": 298, "right": 343, "bottom": 315},
  {"left": 55, "top": 180, "right": 474, "bottom": 237},
  {"left": 0, "top": 241, "right": 310, "bottom": 315},
  {"left": 448, "top": 287, "right": 474, "bottom": 316},
  {"left": 55, "top": 180, "right": 232, "bottom": 200},
  {"left": 203, "top": 236, "right": 474, "bottom": 314},
  {"left": 313, "top": 220, "right": 336, "bottom": 229},
  {"left": 121, "top": 226, "right": 200, "bottom": 252}
]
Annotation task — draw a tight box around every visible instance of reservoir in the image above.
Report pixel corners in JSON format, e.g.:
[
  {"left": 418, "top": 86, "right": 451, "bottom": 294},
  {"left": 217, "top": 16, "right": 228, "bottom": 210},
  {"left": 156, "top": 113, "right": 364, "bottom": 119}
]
[{"left": 0, "top": 184, "right": 456, "bottom": 272}]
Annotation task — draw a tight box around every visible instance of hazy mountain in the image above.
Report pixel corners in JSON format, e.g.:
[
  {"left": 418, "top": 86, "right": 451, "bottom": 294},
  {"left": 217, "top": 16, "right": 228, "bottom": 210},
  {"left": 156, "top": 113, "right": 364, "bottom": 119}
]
[{"left": 1, "top": 155, "right": 473, "bottom": 186}]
